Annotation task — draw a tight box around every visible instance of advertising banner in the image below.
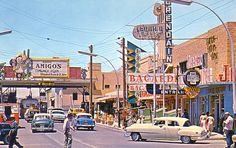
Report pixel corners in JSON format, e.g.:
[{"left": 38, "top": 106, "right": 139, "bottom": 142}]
[{"left": 31, "top": 58, "right": 69, "bottom": 78}]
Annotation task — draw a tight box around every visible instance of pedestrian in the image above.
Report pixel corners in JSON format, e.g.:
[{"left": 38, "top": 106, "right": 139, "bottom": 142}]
[
  {"left": 199, "top": 112, "right": 207, "bottom": 131},
  {"left": 219, "top": 108, "right": 225, "bottom": 134},
  {"left": 63, "top": 113, "right": 75, "bottom": 148},
  {"left": 8, "top": 120, "right": 23, "bottom": 148},
  {"left": 206, "top": 112, "right": 214, "bottom": 137},
  {"left": 223, "top": 112, "right": 234, "bottom": 148},
  {"left": 181, "top": 109, "right": 189, "bottom": 119}
]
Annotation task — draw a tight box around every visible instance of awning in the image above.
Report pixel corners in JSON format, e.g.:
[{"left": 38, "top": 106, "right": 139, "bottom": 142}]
[
  {"left": 95, "top": 96, "right": 114, "bottom": 102},
  {"left": 138, "top": 95, "right": 161, "bottom": 101},
  {"left": 94, "top": 90, "right": 123, "bottom": 102}
]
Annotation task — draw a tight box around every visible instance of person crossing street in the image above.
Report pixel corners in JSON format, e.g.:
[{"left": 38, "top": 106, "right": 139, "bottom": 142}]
[
  {"left": 63, "top": 113, "right": 75, "bottom": 148},
  {"left": 8, "top": 120, "right": 23, "bottom": 148}
]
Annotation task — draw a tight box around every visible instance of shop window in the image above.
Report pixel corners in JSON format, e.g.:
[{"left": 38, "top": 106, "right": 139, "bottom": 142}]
[{"left": 105, "top": 85, "right": 110, "bottom": 89}]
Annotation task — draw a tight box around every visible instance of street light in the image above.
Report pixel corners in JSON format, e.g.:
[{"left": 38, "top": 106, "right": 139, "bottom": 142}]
[
  {"left": 0, "top": 30, "right": 12, "bottom": 36},
  {"left": 78, "top": 50, "right": 121, "bottom": 128},
  {"left": 164, "top": 0, "right": 236, "bottom": 118}
]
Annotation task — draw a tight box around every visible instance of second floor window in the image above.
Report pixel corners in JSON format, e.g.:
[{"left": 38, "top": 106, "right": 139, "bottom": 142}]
[{"left": 105, "top": 85, "right": 110, "bottom": 89}]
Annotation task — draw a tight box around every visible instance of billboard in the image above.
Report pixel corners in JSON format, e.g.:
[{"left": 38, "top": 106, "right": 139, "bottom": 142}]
[{"left": 31, "top": 58, "right": 69, "bottom": 78}]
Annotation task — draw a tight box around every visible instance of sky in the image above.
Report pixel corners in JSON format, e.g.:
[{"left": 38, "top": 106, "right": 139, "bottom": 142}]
[{"left": 0, "top": 0, "right": 236, "bottom": 72}]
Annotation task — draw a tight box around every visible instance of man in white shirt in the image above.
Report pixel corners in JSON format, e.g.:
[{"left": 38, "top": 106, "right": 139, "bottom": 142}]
[
  {"left": 223, "top": 112, "right": 234, "bottom": 148},
  {"left": 63, "top": 113, "right": 75, "bottom": 148}
]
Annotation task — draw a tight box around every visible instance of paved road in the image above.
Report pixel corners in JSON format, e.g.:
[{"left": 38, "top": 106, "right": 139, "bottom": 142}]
[{"left": 0, "top": 119, "right": 227, "bottom": 148}]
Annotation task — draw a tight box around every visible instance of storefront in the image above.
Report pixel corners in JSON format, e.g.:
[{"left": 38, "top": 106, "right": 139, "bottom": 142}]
[{"left": 197, "top": 84, "right": 233, "bottom": 132}]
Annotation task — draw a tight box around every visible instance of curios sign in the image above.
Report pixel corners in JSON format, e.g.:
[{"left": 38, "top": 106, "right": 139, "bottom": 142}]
[{"left": 183, "top": 70, "right": 201, "bottom": 87}]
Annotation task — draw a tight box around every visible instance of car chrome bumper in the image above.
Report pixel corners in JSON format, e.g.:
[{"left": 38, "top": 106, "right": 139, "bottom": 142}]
[
  {"left": 32, "top": 127, "right": 53, "bottom": 131},
  {"left": 75, "top": 124, "right": 95, "bottom": 128}
]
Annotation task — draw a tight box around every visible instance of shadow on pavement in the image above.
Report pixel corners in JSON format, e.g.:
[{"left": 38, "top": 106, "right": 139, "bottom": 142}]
[{"left": 128, "top": 139, "right": 210, "bottom": 145}]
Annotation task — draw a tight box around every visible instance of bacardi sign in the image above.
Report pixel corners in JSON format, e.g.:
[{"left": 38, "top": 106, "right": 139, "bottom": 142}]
[{"left": 128, "top": 73, "right": 176, "bottom": 84}]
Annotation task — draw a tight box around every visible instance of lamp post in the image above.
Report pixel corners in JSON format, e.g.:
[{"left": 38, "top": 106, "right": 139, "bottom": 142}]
[
  {"left": 164, "top": 0, "right": 236, "bottom": 120},
  {"left": 78, "top": 50, "right": 121, "bottom": 128}
]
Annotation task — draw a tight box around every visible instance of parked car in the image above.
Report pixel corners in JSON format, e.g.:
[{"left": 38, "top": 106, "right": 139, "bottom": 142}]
[
  {"left": 47, "top": 107, "right": 63, "bottom": 114},
  {"left": 24, "top": 107, "right": 39, "bottom": 122},
  {"left": 50, "top": 110, "right": 66, "bottom": 123},
  {"left": 125, "top": 117, "right": 208, "bottom": 144},
  {"left": 0, "top": 122, "right": 11, "bottom": 144},
  {"left": 31, "top": 113, "right": 54, "bottom": 133},
  {"left": 74, "top": 113, "right": 95, "bottom": 130}
]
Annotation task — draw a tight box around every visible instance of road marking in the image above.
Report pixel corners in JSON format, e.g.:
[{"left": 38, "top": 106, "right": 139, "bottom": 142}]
[
  {"left": 57, "top": 129, "right": 97, "bottom": 148},
  {"left": 44, "top": 132, "right": 64, "bottom": 146}
]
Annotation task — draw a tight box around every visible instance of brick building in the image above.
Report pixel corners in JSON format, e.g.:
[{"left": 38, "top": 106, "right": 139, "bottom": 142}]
[{"left": 169, "top": 22, "right": 236, "bottom": 132}]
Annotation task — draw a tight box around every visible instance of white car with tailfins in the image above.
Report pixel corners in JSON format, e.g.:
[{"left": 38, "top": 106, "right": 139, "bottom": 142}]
[{"left": 125, "top": 117, "right": 208, "bottom": 144}]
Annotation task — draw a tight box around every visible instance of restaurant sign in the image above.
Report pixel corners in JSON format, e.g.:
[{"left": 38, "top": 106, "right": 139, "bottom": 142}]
[
  {"left": 31, "top": 58, "right": 69, "bottom": 78},
  {"left": 133, "top": 23, "right": 164, "bottom": 40}
]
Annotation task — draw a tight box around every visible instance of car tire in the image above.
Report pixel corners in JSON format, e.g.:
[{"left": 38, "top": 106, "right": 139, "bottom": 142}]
[
  {"left": 3, "top": 135, "right": 10, "bottom": 145},
  {"left": 90, "top": 127, "right": 94, "bottom": 131},
  {"left": 32, "top": 130, "right": 36, "bottom": 133},
  {"left": 131, "top": 132, "right": 141, "bottom": 141},
  {"left": 181, "top": 136, "right": 191, "bottom": 144},
  {"left": 191, "top": 140, "right": 196, "bottom": 144}
]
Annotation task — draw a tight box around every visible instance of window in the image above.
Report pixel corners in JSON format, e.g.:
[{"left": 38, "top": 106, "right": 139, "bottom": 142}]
[
  {"left": 183, "top": 120, "right": 191, "bottom": 127},
  {"left": 179, "top": 61, "right": 187, "bottom": 74},
  {"left": 105, "top": 85, "right": 110, "bottom": 89},
  {"left": 167, "top": 121, "right": 179, "bottom": 126},
  {"left": 154, "top": 120, "right": 165, "bottom": 126},
  {"left": 115, "top": 85, "right": 120, "bottom": 89}
]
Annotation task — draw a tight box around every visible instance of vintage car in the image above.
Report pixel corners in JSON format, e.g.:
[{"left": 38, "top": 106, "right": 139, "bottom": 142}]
[
  {"left": 0, "top": 122, "right": 11, "bottom": 144},
  {"left": 74, "top": 113, "right": 95, "bottom": 130},
  {"left": 24, "top": 107, "right": 40, "bottom": 122},
  {"left": 50, "top": 110, "right": 66, "bottom": 122},
  {"left": 68, "top": 108, "right": 85, "bottom": 117},
  {"left": 31, "top": 113, "right": 54, "bottom": 133},
  {"left": 125, "top": 117, "right": 208, "bottom": 144}
]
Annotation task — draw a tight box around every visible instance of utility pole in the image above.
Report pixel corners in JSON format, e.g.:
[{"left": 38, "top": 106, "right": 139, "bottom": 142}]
[
  {"left": 175, "top": 65, "right": 179, "bottom": 117},
  {"left": 89, "top": 45, "right": 93, "bottom": 117},
  {"left": 122, "top": 38, "right": 126, "bottom": 109}
]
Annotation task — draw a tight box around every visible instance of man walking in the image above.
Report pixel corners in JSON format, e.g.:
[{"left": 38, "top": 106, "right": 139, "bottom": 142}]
[
  {"left": 8, "top": 120, "right": 23, "bottom": 148},
  {"left": 223, "top": 112, "right": 234, "bottom": 148},
  {"left": 63, "top": 113, "right": 75, "bottom": 148}
]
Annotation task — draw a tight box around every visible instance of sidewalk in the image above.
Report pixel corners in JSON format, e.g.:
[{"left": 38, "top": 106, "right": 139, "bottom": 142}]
[
  {"left": 96, "top": 122, "right": 225, "bottom": 140},
  {"left": 208, "top": 132, "right": 225, "bottom": 140}
]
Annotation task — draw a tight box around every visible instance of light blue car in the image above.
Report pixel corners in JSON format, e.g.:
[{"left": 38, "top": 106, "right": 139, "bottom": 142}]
[{"left": 75, "top": 113, "right": 95, "bottom": 130}]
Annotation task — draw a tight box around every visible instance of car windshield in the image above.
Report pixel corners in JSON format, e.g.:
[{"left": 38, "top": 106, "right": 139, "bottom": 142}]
[
  {"left": 35, "top": 115, "right": 50, "bottom": 120},
  {"left": 77, "top": 115, "right": 91, "bottom": 119},
  {"left": 52, "top": 111, "right": 64, "bottom": 115},
  {"left": 183, "top": 120, "right": 191, "bottom": 127}
]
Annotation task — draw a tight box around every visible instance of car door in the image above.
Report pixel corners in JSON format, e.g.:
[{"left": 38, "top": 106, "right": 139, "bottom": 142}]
[
  {"left": 149, "top": 120, "right": 167, "bottom": 139},
  {"left": 166, "top": 120, "right": 181, "bottom": 139}
]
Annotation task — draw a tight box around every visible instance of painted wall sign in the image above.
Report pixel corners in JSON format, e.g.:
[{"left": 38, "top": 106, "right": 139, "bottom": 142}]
[
  {"left": 183, "top": 70, "right": 201, "bottom": 87},
  {"left": 128, "top": 73, "right": 176, "bottom": 84},
  {"left": 132, "top": 23, "right": 164, "bottom": 40},
  {"left": 31, "top": 58, "right": 69, "bottom": 78},
  {"left": 165, "top": 1, "right": 172, "bottom": 63},
  {"left": 206, "top": 35, "right": 218, "bottom": 61}
]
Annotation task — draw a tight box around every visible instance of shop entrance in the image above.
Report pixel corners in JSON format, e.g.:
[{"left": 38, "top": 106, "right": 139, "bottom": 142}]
[{"left": 209, "top": 94, "right": 224, "bottom": 132}]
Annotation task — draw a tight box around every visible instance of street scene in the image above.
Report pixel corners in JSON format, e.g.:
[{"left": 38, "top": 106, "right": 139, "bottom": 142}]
[{"left": 0, "top": 0, "right": 236, "bottom": 148}]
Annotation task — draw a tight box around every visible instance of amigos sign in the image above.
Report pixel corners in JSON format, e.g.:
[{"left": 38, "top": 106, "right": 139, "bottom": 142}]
[{"left": 31, "top": 58, "right": 69, "bottom": 78}]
